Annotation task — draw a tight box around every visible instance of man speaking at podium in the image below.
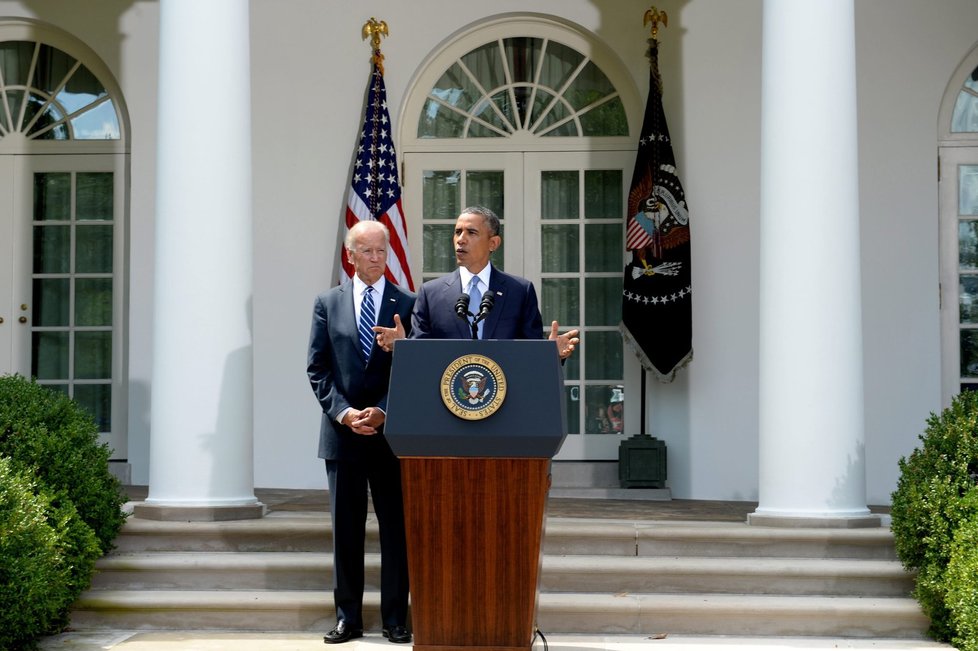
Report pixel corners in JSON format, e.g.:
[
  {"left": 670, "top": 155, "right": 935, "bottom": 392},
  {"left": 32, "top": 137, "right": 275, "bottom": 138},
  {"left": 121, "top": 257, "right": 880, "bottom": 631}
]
[{"left": 375, "top": 206, "right": 578, "bottom": 357}]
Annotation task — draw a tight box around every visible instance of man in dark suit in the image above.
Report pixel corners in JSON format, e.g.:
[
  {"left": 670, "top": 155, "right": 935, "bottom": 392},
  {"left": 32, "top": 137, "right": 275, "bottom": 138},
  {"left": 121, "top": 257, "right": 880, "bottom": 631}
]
[
  {"left": 307, "top": 219, "right": 415, "bottom": 645},
  {"left": 376, "top": 206, "right": 578, "bottom": 358}
]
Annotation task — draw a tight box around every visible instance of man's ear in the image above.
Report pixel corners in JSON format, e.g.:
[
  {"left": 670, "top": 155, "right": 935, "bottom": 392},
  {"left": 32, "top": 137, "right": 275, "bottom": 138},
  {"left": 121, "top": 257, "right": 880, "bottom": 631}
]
[{"left": 490, "top": 235, "right": 501, "bottom": 252}]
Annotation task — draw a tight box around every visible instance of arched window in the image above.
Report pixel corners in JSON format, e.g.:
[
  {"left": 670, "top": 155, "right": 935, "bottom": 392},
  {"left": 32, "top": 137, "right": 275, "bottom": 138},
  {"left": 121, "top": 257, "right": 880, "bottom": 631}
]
[
  {"left": 940, "top": 46, "right": 978, "bottom": 403},
  {"left": 400, "top": 15, "right": 640, "bottom": 460},
  {"left": 0, "top": 40, "right": 121, "bottom": 140}
]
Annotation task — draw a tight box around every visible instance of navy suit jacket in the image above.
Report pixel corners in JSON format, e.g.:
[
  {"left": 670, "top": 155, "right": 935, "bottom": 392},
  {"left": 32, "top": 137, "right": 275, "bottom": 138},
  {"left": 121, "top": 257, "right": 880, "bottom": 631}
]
[
  {"left": 307, "top": 279, "right": 416, "bottom": 460},
  {"left": 411, "top": 266, "right": 543, "bottom": 340}
]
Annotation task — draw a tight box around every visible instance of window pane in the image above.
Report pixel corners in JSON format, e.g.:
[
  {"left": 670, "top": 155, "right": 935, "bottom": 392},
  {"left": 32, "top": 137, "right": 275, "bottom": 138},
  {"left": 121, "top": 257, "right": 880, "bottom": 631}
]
[
  {"left": 565, "top": 385, "right": 580, "bottom": 434},
  {"left": 468, "top": 122, "right": 505, "bottom": 138},
  {"left": 423, "top": 224, "right": 457, "bottom": 274},
  {"left": 418, "top": 99, "right": 465, "bottom": 138},
  {"left": 503, "top": 37, "right": 541, "bottom": 85},
  {"left": 541, "top": 171, "right": 579, "bottom": 220},
  {"left": 71, "top": 100, "right": 121, "bottom": 140},
  {"left": 539, "top": 41, "right": 584, "bottom": 92},
  {"left": 542, "top": 224, "right": 579, "bottom": 273},
  {"left": 562, "top": 344, "right": 580, "bottom": 381},
  {"left": 76, "top": 225, "right": 113, "bottom": 273},
  {"left": 461, "top": 42, "right": 505, "bottom": 96},
  {"left": 35, "top": 172, "right": 71, "bottom": 221},
  {"left": 565, "top": 60, "right": 615, "bottom": 111},
  {"left": 585, "top": 330, "right": 623, "bottom": 379},
  {"left": 962, "top": 329, "right": 978, "bottom": 376},
  {"left": 952, "top": 91, "right": 978, "bottom": 133},
  {"left": 585, "top": 169, "right": 623, "bottom": 218},
  {"left": 466, "top": 171, "right": 504, "bottom": 215},
  {"left": 585, "top": 224, "right": 623, "bottom": 272},
  {"left": 74, "top": 384, "right": 111, "bottom": 432},
  {"left": 960, "top": 221, "right": 978, "bottom": 270},
  {"left": 960, "top": 166, "right": 978, "bottom": 215},
  {"left": 485, "top": 90, "right": 516, "bottom": 132},
  {"left": 430, "top": 63, "right": 480, "bottom": 112},
  {"left": 0, "top": 41, "right": 35, "bottom": 86},
  {"left": 33, "top": 225, "right": 70, "bottom": 273},
  {"left": 32, "top": 331, "right": 68, "bottom": 379},
  {"left": 75, "top": 331, "right": 111, "bottom": 379},
  {"left": 75, "top": 278, "right": 112, "bottom": 327},
  {"left": 580, "top": 97, "right": 628, "bottom": 136},
  {"left": 33, "top": 278, "right": 69, "bottom": 327},
  {"left": 542, "top": 278, "right": 578, "bottom": 327},
  {"left": 422, "top": 170, "right": 460, "bottom": 219},
  {"left": 24, "top": 92, "right": 67, "bottom": 140},
  {"left": 34, "top": 44, "right": 76, "bottom": 92},
  {"left": 77, "top": 172, "right": 113, "bottom": 220},
  {"left": 585, "top": 277, "right": 622, "bottom": 326},
  {"left": 585, "top": 384, "right": 624, "bottom": 434}
]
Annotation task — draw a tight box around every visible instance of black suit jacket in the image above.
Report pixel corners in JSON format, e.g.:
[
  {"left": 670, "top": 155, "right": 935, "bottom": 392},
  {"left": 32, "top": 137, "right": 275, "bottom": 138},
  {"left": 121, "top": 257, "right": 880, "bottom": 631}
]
[
  {"left": 307, "top": 279, "right": 416, "bottom": 460},
  {"left": 411, "top": 266, "right": 543, "bottom": 340}
]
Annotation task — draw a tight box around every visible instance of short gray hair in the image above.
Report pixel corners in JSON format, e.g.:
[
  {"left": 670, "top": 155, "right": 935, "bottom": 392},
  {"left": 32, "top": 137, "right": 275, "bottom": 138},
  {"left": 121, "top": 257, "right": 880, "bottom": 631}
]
[{"left": 345, "top": 219, "right": 390, "bottom": 251}]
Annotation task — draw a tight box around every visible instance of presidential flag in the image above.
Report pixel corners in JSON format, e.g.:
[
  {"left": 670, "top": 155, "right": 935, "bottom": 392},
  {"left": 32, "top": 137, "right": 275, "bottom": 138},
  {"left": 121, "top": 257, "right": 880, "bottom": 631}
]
[
  {"left": 341, "top": 56, "right": 414, "bottom": 290},
  {"left": 620, "top": 38, "right": 692, "bottom": 382}
]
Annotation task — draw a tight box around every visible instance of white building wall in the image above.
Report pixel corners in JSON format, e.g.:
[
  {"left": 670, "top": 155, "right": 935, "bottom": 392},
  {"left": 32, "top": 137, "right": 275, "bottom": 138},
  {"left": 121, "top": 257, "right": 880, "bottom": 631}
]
[{"left": 3, "top": 0, "right": 977, "bottom": 503}]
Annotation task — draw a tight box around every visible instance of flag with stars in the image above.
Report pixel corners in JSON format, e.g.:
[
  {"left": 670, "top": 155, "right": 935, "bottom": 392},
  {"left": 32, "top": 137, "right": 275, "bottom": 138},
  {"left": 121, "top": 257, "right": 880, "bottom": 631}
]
[
  {"left": 341, "top": 57, "right": 414, "bottom": 290},
  {"left": 620, "top": 38, "right": 692, "bottom": 382}
]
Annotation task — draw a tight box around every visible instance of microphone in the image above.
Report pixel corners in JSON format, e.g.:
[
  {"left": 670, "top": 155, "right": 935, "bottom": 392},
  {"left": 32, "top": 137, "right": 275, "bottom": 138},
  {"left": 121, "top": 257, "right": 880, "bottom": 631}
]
[
  {"left": 475, "top": 291, "right": 495, "bottom": 323},
  {"left": 455, "top": 294, "right": 471, "bottom": 320}
]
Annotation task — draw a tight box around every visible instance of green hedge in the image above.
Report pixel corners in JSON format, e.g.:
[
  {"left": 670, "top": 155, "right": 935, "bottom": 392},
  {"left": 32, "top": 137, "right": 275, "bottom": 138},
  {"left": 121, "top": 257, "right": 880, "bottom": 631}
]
[
  {"left": 0, "top": 374, "right": 127, "bottom": 649},
  {"left": 947, "top": 491, "right": 978, "bottom": 651},
  {"left": 0, "top": 374, "right": 127, "bottom": 553},
  {"left": 891, "top": 390, "right": 978, "bottom": 644}
]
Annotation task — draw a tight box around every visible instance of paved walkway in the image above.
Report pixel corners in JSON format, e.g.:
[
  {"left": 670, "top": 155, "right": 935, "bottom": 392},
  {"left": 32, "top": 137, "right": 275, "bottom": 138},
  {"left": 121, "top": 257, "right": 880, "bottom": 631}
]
[{"left": 38, "top": 630, "right": 952, "bottom": 650}]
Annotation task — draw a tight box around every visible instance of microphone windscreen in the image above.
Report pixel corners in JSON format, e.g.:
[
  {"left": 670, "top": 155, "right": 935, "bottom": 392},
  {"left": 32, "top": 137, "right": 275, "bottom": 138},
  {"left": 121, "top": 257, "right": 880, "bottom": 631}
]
[{"left": 455, "top": 294, "right": 470, "bottom": 319}]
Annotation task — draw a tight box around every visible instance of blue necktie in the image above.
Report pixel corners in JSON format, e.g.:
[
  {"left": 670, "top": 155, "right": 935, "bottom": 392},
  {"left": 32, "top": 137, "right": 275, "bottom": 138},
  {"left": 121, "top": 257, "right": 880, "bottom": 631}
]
[
  {"left": 468, "top": 277, "right": 483, "bottom": 339},
  {"left": 358, "top": 286, "right": 376, "bottom": 363}
]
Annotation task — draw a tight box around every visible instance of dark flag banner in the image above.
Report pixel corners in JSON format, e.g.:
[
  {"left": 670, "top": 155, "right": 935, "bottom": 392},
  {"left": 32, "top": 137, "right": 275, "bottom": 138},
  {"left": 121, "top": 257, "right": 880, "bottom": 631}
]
[{"left": 620, "top": 38, "right": 692, "bottom": 382}]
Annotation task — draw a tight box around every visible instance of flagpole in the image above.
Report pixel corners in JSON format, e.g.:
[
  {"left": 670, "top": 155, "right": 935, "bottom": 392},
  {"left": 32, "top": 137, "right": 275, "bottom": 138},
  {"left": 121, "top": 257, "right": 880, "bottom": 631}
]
[{"left": 638, "top": 6, "right": 666, "bottom": 437}]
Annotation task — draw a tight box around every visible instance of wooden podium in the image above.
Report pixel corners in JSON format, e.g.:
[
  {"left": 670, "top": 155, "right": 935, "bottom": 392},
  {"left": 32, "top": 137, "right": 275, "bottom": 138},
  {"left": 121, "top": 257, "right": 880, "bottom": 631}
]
[{"left": 385, "top": 340, "right": 567, "bottom": 651}]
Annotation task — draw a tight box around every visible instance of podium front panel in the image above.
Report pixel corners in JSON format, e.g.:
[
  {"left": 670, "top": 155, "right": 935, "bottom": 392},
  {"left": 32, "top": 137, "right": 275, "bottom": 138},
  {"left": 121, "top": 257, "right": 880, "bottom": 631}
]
[{"left": 385, "top": 339, "right": 567, "bottom": 458}]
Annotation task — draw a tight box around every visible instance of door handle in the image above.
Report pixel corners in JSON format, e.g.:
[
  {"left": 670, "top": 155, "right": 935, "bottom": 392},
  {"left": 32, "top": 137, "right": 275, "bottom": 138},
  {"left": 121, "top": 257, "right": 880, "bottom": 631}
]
[
  {"left": 19, "top": 316, "right": 27, "bottom": 324},
  {"left": 0, "top": 316, "right": 4, "bottom": 324}
]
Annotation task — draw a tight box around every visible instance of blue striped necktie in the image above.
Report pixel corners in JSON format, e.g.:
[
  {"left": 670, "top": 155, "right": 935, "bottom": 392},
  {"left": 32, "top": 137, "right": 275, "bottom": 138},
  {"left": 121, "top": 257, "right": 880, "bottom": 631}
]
[
  {"left": 358, "top": 286, "right": 376, "bottom": 363},
  {"left": 468, "top": 277, "right": 483, "bottom": 339}
]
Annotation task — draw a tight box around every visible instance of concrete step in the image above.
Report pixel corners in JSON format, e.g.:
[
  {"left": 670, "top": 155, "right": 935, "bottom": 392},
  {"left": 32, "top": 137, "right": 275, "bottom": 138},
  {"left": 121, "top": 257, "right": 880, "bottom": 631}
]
[
  {"left": 115, "top": 514, "right": 899, "bottom": 560},
  {"left": 91, "top": 551, "right": 913, "bottom": 597},
  {"left": 69, "top": 589, "right": 928, "bottom": 639}
]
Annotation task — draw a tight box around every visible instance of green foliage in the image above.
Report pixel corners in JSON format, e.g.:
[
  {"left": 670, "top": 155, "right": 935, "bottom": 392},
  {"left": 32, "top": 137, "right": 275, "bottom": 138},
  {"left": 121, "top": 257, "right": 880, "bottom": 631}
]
[
  {"left": 0, "top": 456, "right": 73, "bottom": 650},
  {"left": 948, "top": 491, "right": 978, "bottom": 651},
  {"left": 0, "top": 374, "right": 127, "bottom": 553},
  {"left": 891, "top": 390, "right": 978, "bottom": 642}
]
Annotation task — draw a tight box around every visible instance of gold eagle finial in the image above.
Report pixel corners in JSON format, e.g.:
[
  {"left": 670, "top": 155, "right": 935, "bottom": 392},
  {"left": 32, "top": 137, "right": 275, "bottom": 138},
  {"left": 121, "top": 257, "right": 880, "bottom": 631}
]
[
  {"left": 643, "top": 7, "right": 668, "bottom": 41},
  {"left": 362, "top": 17, "right": 389, "bottom": 73}
]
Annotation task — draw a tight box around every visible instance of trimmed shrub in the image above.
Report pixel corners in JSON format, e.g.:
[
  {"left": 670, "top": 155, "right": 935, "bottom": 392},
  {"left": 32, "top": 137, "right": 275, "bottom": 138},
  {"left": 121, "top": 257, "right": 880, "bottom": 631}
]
[
  {"left": 891, "top": 389, "right": 978, "bottom": 641},
  {"left": 0, "top": 456, "right": 72, "bottom": 650},
  {"left": 0, "top": 374, "right": 127, "bottom": 553},
  {"left": 948, "top": 491, "right": 978, "bottom": 651}
]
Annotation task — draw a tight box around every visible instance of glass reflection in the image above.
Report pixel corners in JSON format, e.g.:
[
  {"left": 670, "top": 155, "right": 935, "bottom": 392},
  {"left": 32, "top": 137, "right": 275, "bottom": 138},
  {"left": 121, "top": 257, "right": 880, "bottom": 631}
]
[
  {"left": 962, "top": 329, "right": 978, "bottom": 376},
  {"left": 961, "top": 276, "right": 978, "bottom": 324},
  {"left": 32, "top": 331, "right": 69, "bottom": 380},
  {"left": 541, "top": 171, "right": 579, "bottom": 219},
  {"left": 542, "top": 225, "right": 579, "bottom": 273},
  {"left": 422, "top": 170, "right": 460, "bottom": 219},
  {"left": 75, "top": 331, "right": 112, "bottom": 379},
  {"left": 585, "top": 277, "right": 623, "bottom": 326},
  {"left": 74, "top": 384, "right": 111, "bottom": 432},
  {"left": 960, "top": 221, "right": 978, "bottom": 269},
  {"left": 542, "top": 278, "right": 579, "bottom": 326},
  {"left": 33, "top": 279, "right": 70, "bottom": 327},
  {"left": 960, "top": 166, "right": 978, "bottom": 215},
  {"left": 34, "top": 173, "right": 71, "bottom": 221},
  {"left": 33, "top": 225, "right": 70, "bottom": 274},
  {"left": 585, "top": 224, "right": 623, "bottom": 272},
  {"left": 585, "top": 384, "right": 624, "bottom": 434},
  {"left": 76, "top": 225, "right": 113, "bottom": 273},
  {"left": 466, "top": 171, "right": 504, "bottom": 215}
]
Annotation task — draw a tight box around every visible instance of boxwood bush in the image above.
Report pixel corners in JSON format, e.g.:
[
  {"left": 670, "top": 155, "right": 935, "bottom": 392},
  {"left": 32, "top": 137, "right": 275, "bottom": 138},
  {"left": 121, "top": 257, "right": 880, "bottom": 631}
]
[
  {"left": 0, "top": 374, "right": 127, "bottom": 649},
  {"left": 0, "top": 373, "right": 127, "bottom": 552},
  {"left": 947, "top": 491, "right": 978, "bottom": 651},
  {"left": 891, "top": 389, "right": 978, "bottom": 644}
]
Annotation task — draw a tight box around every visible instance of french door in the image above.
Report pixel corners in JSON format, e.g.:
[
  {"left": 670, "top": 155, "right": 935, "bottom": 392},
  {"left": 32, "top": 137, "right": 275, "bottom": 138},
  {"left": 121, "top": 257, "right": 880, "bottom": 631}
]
[
  {"left": 404, "top": 150, "right": 638, "bottom": 459},
  {"left": 0, "top": 153, "right": 126, "bottom": 454}
]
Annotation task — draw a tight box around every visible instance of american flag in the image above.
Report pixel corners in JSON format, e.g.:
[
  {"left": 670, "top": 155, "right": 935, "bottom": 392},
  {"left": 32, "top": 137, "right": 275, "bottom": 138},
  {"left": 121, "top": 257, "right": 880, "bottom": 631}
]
[{"left": 341, "top": 60, "right": 414, "bottom": 290}]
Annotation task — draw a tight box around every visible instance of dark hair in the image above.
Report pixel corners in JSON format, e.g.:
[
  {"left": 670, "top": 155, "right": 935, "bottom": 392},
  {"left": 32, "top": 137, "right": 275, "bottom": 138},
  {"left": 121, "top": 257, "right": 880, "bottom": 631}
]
[{"left": 460, "top": 206, "right": 500, "bottom": 236}]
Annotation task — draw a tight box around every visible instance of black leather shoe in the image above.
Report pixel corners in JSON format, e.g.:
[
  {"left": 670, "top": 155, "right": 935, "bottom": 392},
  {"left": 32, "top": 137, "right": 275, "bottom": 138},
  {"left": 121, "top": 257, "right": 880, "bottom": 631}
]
[
  {"left": 383, "top": 625, "right": 412, "bottom": 644},
  {"left": 324, "top": 621, "right": 363, "bottom": 644}
]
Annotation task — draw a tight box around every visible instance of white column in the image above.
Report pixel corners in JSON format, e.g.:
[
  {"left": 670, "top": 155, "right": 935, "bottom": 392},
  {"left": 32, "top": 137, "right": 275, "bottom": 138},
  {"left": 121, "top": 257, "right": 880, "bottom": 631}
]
[
  {"left": 751, "top": 0, "right": 876, "bottom": 527},
  {"left": 141, "top": 0, "right": 261, "bottom": 520}
]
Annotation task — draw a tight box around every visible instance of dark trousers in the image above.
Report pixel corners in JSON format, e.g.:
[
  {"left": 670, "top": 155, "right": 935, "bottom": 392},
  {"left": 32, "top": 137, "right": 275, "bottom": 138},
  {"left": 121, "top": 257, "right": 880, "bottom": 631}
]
[{"left": 325, "top": 449, "right": 409, "bottom": 629}]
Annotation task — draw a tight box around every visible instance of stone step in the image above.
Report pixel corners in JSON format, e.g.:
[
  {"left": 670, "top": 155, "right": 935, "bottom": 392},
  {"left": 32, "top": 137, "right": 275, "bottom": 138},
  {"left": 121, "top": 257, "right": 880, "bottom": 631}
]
[
  {"left": 114, "top": 514, "right": 898, "bottom": 560},
  {"left": 90, "top": 551, "right": 914, "bottom": 597},
  {"left": 69, "top": 589, "right": 928, "bottom": 639}
]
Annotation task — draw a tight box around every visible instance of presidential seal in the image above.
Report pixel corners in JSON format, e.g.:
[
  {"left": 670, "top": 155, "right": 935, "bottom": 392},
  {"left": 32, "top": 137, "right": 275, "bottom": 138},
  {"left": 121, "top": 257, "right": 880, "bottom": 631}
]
[{"left": 440, "top": 354, "right": 507, "bottom": 420}]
